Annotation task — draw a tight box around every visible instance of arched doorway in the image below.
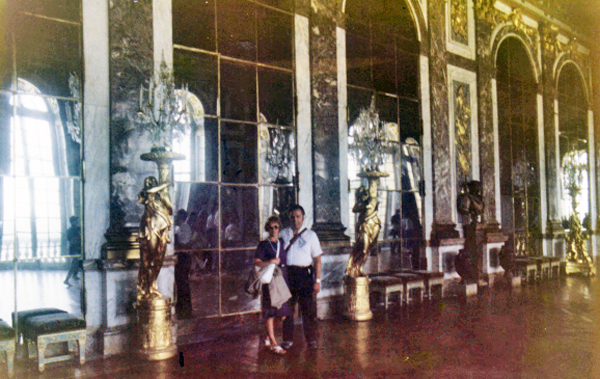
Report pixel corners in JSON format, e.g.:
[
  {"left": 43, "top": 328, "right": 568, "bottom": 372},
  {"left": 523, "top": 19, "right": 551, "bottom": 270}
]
[
  {"left": 496, "top": 37, "right": 540, "bottom": 257},
  {"left": 345, "top": 0, "right": 423, "bottom": 269}
]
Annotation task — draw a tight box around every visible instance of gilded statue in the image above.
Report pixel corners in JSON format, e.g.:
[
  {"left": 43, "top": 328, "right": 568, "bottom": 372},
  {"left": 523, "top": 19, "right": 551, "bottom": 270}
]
[
  {"left": 137, "top": 176, "right": 172, "bottom": 300},
  {"left": 346, "top": 180, "right": 380, "bottom": 278}
]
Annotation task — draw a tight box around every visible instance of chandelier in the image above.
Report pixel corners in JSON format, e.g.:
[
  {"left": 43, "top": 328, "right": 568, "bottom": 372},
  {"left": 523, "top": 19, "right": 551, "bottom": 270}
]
[
  {"left": 349, "top": 96, "right": 389, "bottom": 173},
  {"left": 136, "top": 59, "right": 191, "bottom": 144}
]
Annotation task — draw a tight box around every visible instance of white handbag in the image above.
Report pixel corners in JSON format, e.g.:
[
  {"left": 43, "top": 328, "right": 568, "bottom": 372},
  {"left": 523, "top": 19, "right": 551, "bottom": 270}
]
[{"left": 258, "top": 240, "right": 280, "bottom": 284}]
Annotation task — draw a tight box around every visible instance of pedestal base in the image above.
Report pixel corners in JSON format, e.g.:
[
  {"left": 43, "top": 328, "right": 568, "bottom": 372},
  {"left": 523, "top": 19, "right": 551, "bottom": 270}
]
[
  {"left": 565, "top": 260, "right": 596, "bottom": 276},
  {"left": 446, "top": 281, "right": 478, "bottom": 297},
  {"left": 137, "top": 297, "right": 177, "bottom": 360},
  {"left": 343, "top": 276, "right": 373, "bottom": 321}
]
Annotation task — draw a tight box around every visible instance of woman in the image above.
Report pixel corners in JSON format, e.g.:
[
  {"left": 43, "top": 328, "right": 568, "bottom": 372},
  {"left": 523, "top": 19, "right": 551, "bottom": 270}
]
[{"left": 254, "top": 215, "right": 291, "bottom": 355}]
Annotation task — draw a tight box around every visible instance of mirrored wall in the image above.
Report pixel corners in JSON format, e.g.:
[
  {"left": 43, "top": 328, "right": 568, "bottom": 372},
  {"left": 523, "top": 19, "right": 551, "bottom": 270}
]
[
  {"left": 171, "top": 0, "right": 297, "bottom": 319},
  {"left": 0, "top": 1, "right": 84, "bottom": 327}
]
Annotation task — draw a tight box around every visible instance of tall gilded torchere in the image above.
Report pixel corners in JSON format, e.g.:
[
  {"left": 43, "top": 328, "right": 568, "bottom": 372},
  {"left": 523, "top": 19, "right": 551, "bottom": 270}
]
[
  {"left": 136, "top": 147, "right": 185, "bottom": 360},
  {"left": 344, "top": 97, "right": 389, "bottom": 321}
]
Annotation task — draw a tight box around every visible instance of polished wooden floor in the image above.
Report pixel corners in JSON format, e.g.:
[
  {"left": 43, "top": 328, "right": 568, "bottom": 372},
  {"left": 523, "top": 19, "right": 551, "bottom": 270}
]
[{"left": 4, "top": 275, "right": 600, "bottom": 379}]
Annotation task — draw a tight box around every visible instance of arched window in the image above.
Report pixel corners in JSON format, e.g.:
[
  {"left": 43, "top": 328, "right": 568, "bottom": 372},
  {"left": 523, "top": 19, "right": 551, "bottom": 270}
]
[
  {"left": 346, "top": 0, "right": 422, "bottom": 269},
  {"left": 1, "top": 79, "right": 74, "bottom": 261},
  {"left": 496, "top": 37, "right": 540, "bottom": 257},
  {"left": 558, "top": 64, "right": 589, "bottom": 227}
]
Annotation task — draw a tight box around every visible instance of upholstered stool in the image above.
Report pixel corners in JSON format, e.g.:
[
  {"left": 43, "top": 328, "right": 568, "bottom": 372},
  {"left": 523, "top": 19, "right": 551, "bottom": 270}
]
[
  {"left": 12, "top": 308, "right": 67, "bottom": 343},
  {"left": 392, "top": 273, "right": 425, "bottom": 304},
  {"left": 548, "top": 257, "right": 561, "bottom": 279},
  {"left": 408, "top": 270, "right": 445, "bottom": 299},
  {"left": 514, "top": 259, "right": 537, "bottom": 283},
  {"left": 23, "top": 313, "right": 86, "bottom": 372},
  {"left": 0, "top": 320, "right": 15, "bottom": 377},
  {"left": 369, "top": 275, "right": 404, "bottom": 310}
]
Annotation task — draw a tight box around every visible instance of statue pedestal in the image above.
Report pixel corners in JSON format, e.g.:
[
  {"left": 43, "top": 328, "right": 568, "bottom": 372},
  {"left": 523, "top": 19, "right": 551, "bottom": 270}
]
[
  {"left": 343, "top": 276, "right": 372, "bottom": 321},
  {"left": 565, "top": 260, "right": 596, "bottom": 276},
  {"left": 136, "top": 296, "right": 177, "bottom": 360}
]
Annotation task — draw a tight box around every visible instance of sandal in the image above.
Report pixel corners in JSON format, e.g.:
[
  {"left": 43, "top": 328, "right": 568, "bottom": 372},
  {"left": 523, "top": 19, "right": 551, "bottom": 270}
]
[
  {"left": 264, "top": 338, "right": 271, "bottom": 348},
  {"left": 270, "top": 345, "right": 286, "bottom": 355}
]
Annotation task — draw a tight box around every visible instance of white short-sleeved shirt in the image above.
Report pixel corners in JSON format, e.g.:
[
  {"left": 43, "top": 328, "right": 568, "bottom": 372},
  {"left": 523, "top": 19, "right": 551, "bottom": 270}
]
[{"left": 280, "top": 227, "right": 323, "bottom": 267}]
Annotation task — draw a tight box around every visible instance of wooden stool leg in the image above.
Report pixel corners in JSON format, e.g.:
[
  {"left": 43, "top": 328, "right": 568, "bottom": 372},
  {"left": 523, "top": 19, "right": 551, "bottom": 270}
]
[
  {"left": 27, "top": 340, "right": 36, "bottom": 359},
  {"left": 4, "top": 343, "right": 15, "bottom": 377},
  {"left": 37, "top": 339, "right": 46, "bottom": 372},
  {"left": 78, "top": 337, "right": 86, "bottom": 365}
]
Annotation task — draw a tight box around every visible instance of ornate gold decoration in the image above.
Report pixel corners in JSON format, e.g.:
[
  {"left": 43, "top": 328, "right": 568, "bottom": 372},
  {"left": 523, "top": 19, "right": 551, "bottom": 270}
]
[
  {"left": 454, "top": 82, "right": 471, "bottom": 186},
  {"left": 474, "top": 0, "right": 496, "bottom": 23},
  {"left": 343, "top": 276, "right": 373, "bottom": 321},
  {"left": 137, "top": 297, "right": 177, "bottom": 360},
  {"left": 541, "top": 23, "right": 560, "bottom": 56},
  {"left": 450, "top": 0, "right": 468, "bottom": 45}
]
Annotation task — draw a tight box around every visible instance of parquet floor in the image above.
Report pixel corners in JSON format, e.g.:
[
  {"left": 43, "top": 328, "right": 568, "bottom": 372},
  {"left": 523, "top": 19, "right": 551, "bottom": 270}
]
[{"left": 5, "top": 275, "right": 600, "bottom": 379}]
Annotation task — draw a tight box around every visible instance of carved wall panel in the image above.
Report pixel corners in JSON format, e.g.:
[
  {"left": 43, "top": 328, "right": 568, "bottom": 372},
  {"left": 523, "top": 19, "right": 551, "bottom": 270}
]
[{"left": 446, "top": 0, "right": 475, "bottom": 59}]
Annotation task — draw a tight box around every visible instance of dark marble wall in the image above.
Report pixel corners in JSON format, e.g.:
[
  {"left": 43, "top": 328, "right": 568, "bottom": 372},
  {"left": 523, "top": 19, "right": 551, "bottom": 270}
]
[
  {"left": 309, "top": 0, "right": 347, "bottom": 241},
  {"left": 109, "top": 0, "right": 155, "bottom": 231},
  {"left": 429, "top": 0, "right": 454, "bottom": 236},
  {"left": 475, "top": 10, "right": 497, "bottom": 225}
]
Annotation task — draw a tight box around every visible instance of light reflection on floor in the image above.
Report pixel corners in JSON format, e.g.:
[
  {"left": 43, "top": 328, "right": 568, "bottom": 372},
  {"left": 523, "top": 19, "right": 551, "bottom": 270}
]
[{"left": 0, "top": 270, "right": 82, "bottom": 324}]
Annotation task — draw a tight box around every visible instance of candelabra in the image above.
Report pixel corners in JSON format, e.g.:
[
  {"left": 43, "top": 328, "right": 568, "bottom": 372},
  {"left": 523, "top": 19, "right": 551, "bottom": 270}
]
[
  {"left": 344, "top": 97, "right": 389, "bottom": 321},
  {"left": 136, "top": 59, "right": 191, "bottom": 145}
]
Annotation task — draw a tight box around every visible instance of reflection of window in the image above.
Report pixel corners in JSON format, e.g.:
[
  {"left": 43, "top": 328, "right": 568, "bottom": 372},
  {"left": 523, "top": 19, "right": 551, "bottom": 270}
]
[{"left": 1, "top": 79, "right": 71, "bottom": 261}]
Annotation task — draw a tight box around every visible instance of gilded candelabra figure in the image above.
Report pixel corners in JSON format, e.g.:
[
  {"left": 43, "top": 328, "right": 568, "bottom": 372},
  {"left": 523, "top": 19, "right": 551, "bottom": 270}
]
[
  {"left": 344, "top": 97, "right": 389, "bottom": 321},
  {"left": 565, "top": 181, "right": 596, "bottom": 275},
  {"left": 137, "top": 176, "right": 172, "bottom": 300},
  {"left": 346, "top": 176, "right": 383, "bottom": 278}
]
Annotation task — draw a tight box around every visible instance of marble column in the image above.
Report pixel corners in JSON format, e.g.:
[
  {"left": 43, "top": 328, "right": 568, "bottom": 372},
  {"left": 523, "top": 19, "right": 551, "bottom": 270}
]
[
  {"left": 308, "top": 0, "right": 348, "bottom": 242},
  {"left": 540, "top": 23, "right": 564, "bottom": 242},
  {"left": 429, "top": 0, "right": 458, "bottom": 241},
  {"left": 474, "top": 11, "right": 499, "bottom": 230}
]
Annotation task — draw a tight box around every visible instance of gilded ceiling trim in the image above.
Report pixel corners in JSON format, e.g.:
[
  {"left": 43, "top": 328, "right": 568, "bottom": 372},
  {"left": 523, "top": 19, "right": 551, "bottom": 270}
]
[{"left": 490, "top": 7, "right": 541, "bottom": 83}]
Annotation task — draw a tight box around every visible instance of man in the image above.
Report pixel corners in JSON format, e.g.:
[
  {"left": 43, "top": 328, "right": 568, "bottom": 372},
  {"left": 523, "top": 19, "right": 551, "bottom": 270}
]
[{"left": 280, "top": 204, "right": 323, "bottom": 349}]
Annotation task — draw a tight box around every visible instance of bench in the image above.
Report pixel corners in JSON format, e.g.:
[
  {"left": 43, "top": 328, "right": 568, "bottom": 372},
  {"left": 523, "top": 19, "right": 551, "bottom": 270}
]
[
  {"left": 0, "top": 320, "right": 15, "bottom": 377},
  {"left": 22, "top": 313, "right": 86, "bottom": 372},
  {"left": 369, "top": 275, "right": 404, "bottom": 310},
  {"left": 12, "top": 308, "right": 67, "bottom": 343}
]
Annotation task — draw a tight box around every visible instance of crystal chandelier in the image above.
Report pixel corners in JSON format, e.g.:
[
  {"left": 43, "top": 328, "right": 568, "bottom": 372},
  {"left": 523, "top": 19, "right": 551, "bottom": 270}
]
[
  {"left": 349, "top": 96, "right": 389, "bottom": 173},
  {"left": 136, "top": 59, "right": 191, "bottom": 144}
]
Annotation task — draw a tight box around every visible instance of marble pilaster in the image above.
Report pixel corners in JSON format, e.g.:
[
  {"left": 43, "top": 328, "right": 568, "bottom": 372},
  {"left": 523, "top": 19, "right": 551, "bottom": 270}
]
[
  {"left": 540, "top": 23, "right": 564, "bottom": 252},
  {"left": 429, "top": 0, "right": 458, "bottom": 241},
  {"left": 308, "top": 0, "right": 348, "bottom": 242},
  {"left": 475, "top": 11, "right": 498, "bottom": 228}
]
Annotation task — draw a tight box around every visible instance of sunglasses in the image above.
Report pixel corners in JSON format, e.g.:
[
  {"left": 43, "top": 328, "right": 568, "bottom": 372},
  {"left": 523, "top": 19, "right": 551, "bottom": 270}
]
[{"left": 268, "top": 225, "right": 280, "bottom": 230}]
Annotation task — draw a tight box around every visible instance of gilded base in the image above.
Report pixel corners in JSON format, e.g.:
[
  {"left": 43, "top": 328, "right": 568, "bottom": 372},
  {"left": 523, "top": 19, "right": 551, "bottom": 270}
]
[
  {"left": 565, "top": 260, "right": 596, "bottom": 276},
  {"left": 343, "top": 276, "right": 373, "bottom": 321},
  {"left": 136, "top": 297, "right": 177, "bottom": 361}
]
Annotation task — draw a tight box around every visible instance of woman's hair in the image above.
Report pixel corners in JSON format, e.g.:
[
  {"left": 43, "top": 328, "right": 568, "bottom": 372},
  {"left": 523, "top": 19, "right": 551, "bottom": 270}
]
[{"left": 264, "top": 215, "right": 282, "bottom": 232}]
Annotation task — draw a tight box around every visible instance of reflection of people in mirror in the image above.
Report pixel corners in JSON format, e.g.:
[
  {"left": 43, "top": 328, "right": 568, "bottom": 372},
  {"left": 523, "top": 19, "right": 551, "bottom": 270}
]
[
  {"left": 137, "top": 176, "right": 172, "bottom": 300},
  {"left": 64, "top": 216, "right": 82, "bottom": 286},
  {"left": 390, "top": 209, "right": 401, "bottom": 256}
]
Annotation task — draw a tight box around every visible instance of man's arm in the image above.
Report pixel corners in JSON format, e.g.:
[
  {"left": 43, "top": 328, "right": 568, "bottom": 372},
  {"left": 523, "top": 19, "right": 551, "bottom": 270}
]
[{"left": 313, "top": 254, "right": 322, "bottom": 294}]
